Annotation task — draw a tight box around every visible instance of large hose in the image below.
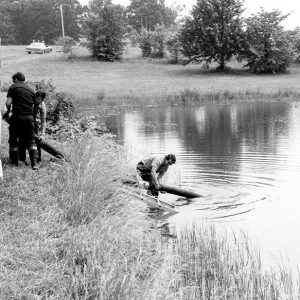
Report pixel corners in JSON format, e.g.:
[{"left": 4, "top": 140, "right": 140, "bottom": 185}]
[
  {"left": 159, "top": 183, "right": 202, "bottom": 198},
  {"left": 34, "top": 133, "right": 65, "bottom": 160},
  {"left": 2, "top": 114, "right": 65, "bottom": 160}
]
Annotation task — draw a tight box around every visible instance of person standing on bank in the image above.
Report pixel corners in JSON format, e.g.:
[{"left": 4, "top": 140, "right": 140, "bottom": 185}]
[
  {"left": 136, "top": 154, "right": 176, "bottom": 197},
  {"left": 33, "top": 90, "right": 47, "bottom": 163},
  {"left": 18, "top": 89, "right": 47, "bottom": 164},
  {"left": 3, "top": 72, "right": 39, "bottom": 170}
]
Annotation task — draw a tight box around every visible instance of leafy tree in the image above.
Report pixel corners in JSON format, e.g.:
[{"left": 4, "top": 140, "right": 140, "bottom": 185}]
[
  {"left": 165, "top": 25, "right": 182, "bottom": 63},
  {"left": 244, "top": 9, "right": 294, "bottom": 73},
  {"left": 180, "top": 0, "right": 247, "bottom": 70},
  {"left": 127, "top": 0, "right": 177, "bottom": 32},
  {"left": 137, "top": 25, "right": 165, "bottom": 58},
  {"left": 83, "top": 0, "right": 127, "bottom": 61},
  {"left": 138, "top": 28, "right": 153, "bottom": 57},
  {"left": 285, "top": 27, "right": 300, "bottom": 63},
  {"left": 150, "top": 25, "right": 165, "bottom": 58}
]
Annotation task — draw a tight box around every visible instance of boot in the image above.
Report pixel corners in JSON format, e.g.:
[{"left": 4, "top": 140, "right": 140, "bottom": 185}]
[
  {"left": 29, "top": 149, "right": 38, "bottom": 170},
  {"left": 18, "top": 145, "right": 27, "bottom": 164},
  {"left": 9, "top": 149, "right": 19, "bottom": 166},
  {"left": 37, "top": 147, "right": 42, "bottom": 163}
]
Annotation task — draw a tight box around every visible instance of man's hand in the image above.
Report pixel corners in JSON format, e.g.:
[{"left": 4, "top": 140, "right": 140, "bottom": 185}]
[
  {"left": 154, "top": 183, "right": 161, "bottom": 190},
  {"left": 2, "top": 111, "right": 9, "bottom": 119},
  {"left": 2, "top": 111, "right": 10, "bottom": 123}
]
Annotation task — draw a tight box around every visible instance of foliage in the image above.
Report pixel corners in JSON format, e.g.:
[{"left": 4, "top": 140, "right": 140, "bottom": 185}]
[
  {"left": 0, "top": 1, "right": 17, "bottom": 44},
  {"left": 126, "top": 0, "right": 177, "bottom": 32},
  {"left": 138, "top": 28, "right": 153, "bottom": 57},
  {"left": 165, "top": 25, "right": 182, "bottom": 63},
  {"left": 180, "top": 0, "right": 247, "bottom": 70},
  {"left": 0, "top": 0, "right": 83, "bottom": 44},
  {"left": 244, "top": 9, "right": 294, "bottom": 73},
  {"left": 126, "top": 25, "right": 140, "bottom": 47},
  {"left": 149, "top": 25, "right": 165, "bottom": 58},
  {"left": 25, "top": 80, "right": 108, "bottom": 140},
  {"left": 286, "top": 27, "right": 300, "bottom": 63},
  {"left": 138, "top": 25, "right": 166, "bottom": 58},
  {"left": 83, "top": 0, "right": 127, "bottom": 61},
  {"left": 55, "top": 35, "right": 78, "bottom": 57}
]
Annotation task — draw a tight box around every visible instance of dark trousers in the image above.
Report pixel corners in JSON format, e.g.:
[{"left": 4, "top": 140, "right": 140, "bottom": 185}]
[
  {"left": 136, "top": 162, "right": 159, "bottom": 197},
  {"left": 9, "top": 115, "right": 36, "bottom": 150},
  {"left": 19, "top": 120, "right": 42, "bottom": 162}
]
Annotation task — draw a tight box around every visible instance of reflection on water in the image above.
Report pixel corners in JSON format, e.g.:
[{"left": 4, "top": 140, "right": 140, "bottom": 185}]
[{"left": 105, "top": 101, "right": 300, "bottom": 268}]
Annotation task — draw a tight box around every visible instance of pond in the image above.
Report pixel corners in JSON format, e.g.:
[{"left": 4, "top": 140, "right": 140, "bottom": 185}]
[{"left": 105, "top": 101, "right": 300, "bottom": 270}]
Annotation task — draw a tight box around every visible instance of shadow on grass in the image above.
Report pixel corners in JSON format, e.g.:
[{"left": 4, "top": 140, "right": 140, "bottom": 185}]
[{"left": 169, "top": 64, "right": 295, "bottom": 78}]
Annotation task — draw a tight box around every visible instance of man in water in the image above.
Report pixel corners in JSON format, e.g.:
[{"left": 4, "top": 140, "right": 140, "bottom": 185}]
[{"left": 136, "top": 154, "right": 176, "bottom": 197}]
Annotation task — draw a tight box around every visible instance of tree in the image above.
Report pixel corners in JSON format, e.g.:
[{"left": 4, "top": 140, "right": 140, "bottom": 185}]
[
  {"left": 244, "top": 9, "right": 294, "bottom": 73},
  {"left": 285, "top": 27, "right": 300, "bottom": 63},
  {"left": 137, "top": 25, "right": 165, "bottom": 58},
  {"left": 165, "top": 25, "right": 182, "bottom": 63},
  {"left": 126, "top": 0, "right": 177, "bottom": 32},
  {"left": 83, "top": 0, "right": 127, "bottom": 61},
  {"left": 8, "top": 0, "right": 83, "bottom": 44},
  {"left": 180, "top": 0, "right": 247, "bottom": 70},
  {"left": 138, "top": 28, "right": 153, "bottom": 57},
  {"left": 0, "top": 1, "right": 18, "bottom": 44},
  {"left": 150, "top": 25, "right": 165, "bottom": 58}
]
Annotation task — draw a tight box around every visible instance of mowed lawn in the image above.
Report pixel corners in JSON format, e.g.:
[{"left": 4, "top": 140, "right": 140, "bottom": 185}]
[{"left": 1, "top": 44, "right": 300, "bottom": 104}]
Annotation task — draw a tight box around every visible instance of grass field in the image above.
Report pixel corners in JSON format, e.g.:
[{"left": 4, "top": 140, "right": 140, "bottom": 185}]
[
  {"left": 1, "top": 44, "right": 300, "bottom": 107},
  {"left": 1, "top": 44, "right": 300, "bottom": 298}
]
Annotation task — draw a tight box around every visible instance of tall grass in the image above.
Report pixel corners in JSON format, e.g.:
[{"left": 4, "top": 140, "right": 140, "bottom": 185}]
[
  {"left": 98, "top": 88, "right": 300, "bottom": 107},
  {"left": 0, "top": 136, "right": 298, "bottom": 299},
  {"left": 169, "top": 226, "right": 297, "bottom": 299}
]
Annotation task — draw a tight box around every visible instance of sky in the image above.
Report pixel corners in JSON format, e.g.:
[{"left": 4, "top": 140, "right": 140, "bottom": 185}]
[{"left": 78, "top": 0, "right": 300, "bottom": 30}]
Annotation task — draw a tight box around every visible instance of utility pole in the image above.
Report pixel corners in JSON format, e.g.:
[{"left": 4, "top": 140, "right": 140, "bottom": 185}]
[
  {"left": 60, "top": 4, "right": 65, "bottom": 43},
  {"left": 0, "top": 37, "right": 2, "bottom": 68}
]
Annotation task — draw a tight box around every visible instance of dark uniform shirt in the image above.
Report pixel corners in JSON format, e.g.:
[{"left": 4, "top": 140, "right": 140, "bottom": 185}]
[{"left": 7, "top": 82, "right": 36, "bottom": 116}]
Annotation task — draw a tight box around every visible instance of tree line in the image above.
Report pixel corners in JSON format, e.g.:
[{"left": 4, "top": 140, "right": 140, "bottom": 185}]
[
  {"left": 1, "top": 0, "right": 300, "bottom": 73},
  {"left": 0, "top": 0, "right": 175, "bottom": 45}
]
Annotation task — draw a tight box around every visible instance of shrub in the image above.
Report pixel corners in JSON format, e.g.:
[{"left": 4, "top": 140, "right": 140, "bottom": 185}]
[
  {"left": 55, "top": 35, "right": 78, "bottom": 58},
  {"left": 138, "top": 28, "right": 153, "bottom": 57},
  {"left": 83, "top": 2, "right": 126, "bottom": 61}
]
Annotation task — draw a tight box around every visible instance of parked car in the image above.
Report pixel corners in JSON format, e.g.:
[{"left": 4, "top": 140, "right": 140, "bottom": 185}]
[{"left": 25, "top": 41, "right": 52, "bottom": 54}]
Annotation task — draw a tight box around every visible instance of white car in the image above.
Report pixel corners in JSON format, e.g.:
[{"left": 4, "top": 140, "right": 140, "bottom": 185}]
[{"left": 25, "top": 41, "right": 52, "bottom": 54}]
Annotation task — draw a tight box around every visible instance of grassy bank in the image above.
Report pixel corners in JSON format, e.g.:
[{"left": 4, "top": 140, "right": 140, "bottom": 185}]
[
  {"left": 0, "top": 136, "right": 298, "bottom": 299},
  {"left": 1, "top": 45, "right": 300, "bottom": 108}
]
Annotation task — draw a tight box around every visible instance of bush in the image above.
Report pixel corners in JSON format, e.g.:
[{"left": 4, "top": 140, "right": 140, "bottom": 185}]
[
  {"left": 83, "top": 2, "right": 126, "bottom": 61},
  {"left": 55, "top": 35, "right": 78, "bottom": 57}
]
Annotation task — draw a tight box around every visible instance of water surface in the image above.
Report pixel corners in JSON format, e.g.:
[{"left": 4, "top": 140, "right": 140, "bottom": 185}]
[{"left": 105, "top": 101, "right": 300, "bottom": 269}]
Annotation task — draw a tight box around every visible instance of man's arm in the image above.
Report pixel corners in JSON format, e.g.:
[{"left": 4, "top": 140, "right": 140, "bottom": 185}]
[
  {"left": 151, "top": 157, "right": 162, "bottom": 189},
  {"left": 5, "top": 97, "right": 12, "bottom": 113},
  {"left": 2, "top": 97, "right": 12, "bottom": 120},
  {"left": 39, "top": 102, "right": 46, "bottom": 136}
]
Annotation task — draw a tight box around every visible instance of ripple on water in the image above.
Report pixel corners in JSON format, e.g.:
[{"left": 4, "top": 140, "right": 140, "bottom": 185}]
[{"left": 168, "top": 152, "right": 291, "bottom": 222}]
